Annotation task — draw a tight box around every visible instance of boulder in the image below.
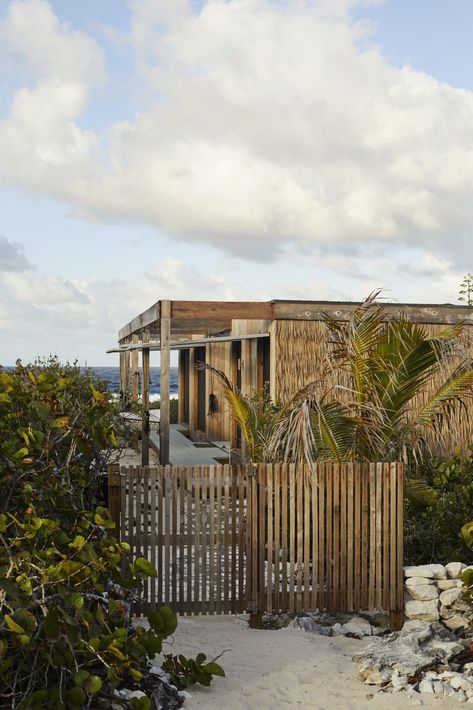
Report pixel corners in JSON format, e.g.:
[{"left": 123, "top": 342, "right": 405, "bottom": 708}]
[
  {"left": 438, "top": 580, "right": 459, "bottom": 591},
  {"left": 407, "top": 584, "right": 439, "bottom": 601},
  {"left": 446, "top": 562, "right": 467, "bottom": 579},
  {"left": 440, "top": 587, "right": 463, "bottom": 606},
  {"left": 404, "top": 564, "right": 447, "bottom": 580},
  {"left": 443, "top": 614, "right": 468, "bottom": 632},
  {"left": 405, "top": 599, "right": 439, "bottom": 621},
  {"left": 406, "top": 576, "right": 436, "bottom": 588}
]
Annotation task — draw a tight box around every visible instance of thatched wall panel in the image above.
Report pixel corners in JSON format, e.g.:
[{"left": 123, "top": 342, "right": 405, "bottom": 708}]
[{"left": 273, "top": 320, "right": 473, "bottom": 454}]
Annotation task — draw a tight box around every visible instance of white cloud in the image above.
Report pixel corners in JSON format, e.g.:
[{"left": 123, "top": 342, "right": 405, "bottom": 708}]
[{"left": 0, "top": 0, "right": 473, "bottom": 268}]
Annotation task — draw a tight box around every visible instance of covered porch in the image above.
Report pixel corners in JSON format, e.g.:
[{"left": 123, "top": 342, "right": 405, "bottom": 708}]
[{"left": 109, "top": 299, "right": 273, "bottom": 465}]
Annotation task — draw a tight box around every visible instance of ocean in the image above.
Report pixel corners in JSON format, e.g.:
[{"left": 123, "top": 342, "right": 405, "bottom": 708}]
[{"left": 86, "top": 367, "right": 179, "bottom": 398}]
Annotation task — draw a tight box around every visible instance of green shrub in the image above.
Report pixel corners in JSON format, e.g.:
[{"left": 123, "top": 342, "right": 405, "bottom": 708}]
[
  {"left": 405, "top": 450, "right": 473, "bottom": 565},
  {"left": 0, "top": 359, "right": 224, "bottom": 708},
  {"left": 0, "top": 358, "right": 126, "bottom": 517}
]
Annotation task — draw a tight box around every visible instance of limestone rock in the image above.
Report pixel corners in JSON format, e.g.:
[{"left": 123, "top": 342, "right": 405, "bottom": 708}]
[
  {"left": 443, "top": 614, "right": 468, "bottom": 632},
  {"left": 404, "top": 564, "right": 447, "bottom": 580},
  {"left": 288, "top": 616, "right": 332, "bottom": 636},
  {"left": 446, "top": 562, "right": 467, "bottom": 579},
  {"left": 407, "top": 584, "right": 439, "bottom": 601},
  {"left": 440, "top": 587, "right": 463, "bottom": 606},
  {"left": 342, "top": 617, "right": 373, "bottom": 637},
  {"left": 405, "top": 599, "right": 439, "bottom": 621},
  {"left": 406, "top": 576, "right": 436, "bottom": 588},
  {"left": 424, "top": 639, "right": 464, "bottom": 661},
  {"left": 438, "top": 580, "right": 459, "bottom": 591},
  {"left": 352, "top": 623, "right": 439, "bottom": 685},
  {"left": 418, "top": 678, "right": 434, "bottom": 693},
  {"left": 440, "top": 605, "right": 456, "bottom": 620}
]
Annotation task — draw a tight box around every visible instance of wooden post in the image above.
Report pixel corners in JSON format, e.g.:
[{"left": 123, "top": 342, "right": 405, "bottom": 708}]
[
  {"left": 132, "top": 334, "right": 139, "bottom": 402},
  {"left": 188, "top": 347, "right": 195, "bottom": 434},
  {"left": 124, "top": 346, "right": 131, "bottom": 405},
  {"left": 160, "top": 300, "right": 171, "bottom": 465},
  {"left": 108, "top": 464, "right": 121, "bottom": 538},
  {"left": 142, "top": 331, "right": 150, "bottom": 466},
  {"left": 178, "top": 350, "right": 185, "bottom": 423},
  {"left": 119, "top": 351, "right": 125, "bottom": 402}
]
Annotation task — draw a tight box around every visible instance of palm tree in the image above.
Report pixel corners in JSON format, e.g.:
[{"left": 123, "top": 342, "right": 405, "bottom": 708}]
[{"left": 204, "top": 293, "right": 473, "bottom": 478}]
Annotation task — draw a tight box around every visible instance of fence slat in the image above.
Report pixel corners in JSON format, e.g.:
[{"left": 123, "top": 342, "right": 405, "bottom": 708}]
[
  {"left": 296, "top": 467, "right": 303, "bottom": 612},
  {"left": 347, "top": 464, "right": 354, "bottom": 612},
  {"left": 185, "top": 467, "right": 192, "bottom": 613},
  {"left": 274, "top": 464, "right": 280, "bottom": 613},
  {"left": 318, "top": 463, "right": 325, "bottom": 611},
  {"left": 258, "top": 464, "right": 266, "bottom": 613},
  {"left": 216, "top": 466, "right": 222, "bottom": 614},
  {"left": 375, "top": 462, "right": 383, "bottom": 610},
  {"left": 267, "top": 464, "right": 273, "bottom": 613},
  {"left": 289, "top": 464, "right": 296, "bottom": 613},
  {"left": 311, "top": 466, "right": 318, "bottom": 611},
  {"left": 303, "top": 464, "right": 310, "bottom": 611},
  {"left": 281, "top": 464, "right": 288, "bottom": 612},
  {"left": 164, "top": 465, "right": 171, "bottom": 607},
  {"left": 202, "top": 466, "right": 208, "bottom": 614},
  {"left": 209, "top": 466, "right": 216, "bottom": 615},
  {"left": 369, "top": 463, "right": 376, "bottom": 609},
  {"left": 231, "top": 467, "right": 237, "bottom": 613}
]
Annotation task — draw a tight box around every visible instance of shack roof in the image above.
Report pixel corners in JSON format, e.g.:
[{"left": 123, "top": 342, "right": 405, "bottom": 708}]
[{"left": 118, "top": 298, "right": 473, "bottom": 343}]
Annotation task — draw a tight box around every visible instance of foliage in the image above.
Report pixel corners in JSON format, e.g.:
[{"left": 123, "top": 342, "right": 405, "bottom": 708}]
[
  {"left": 459, "top": 274, "right": 473, "bottom": 307},
  {"left": 0, "top": 357, "right": 126, "bottom": 517},
  {"left": 0, "top": 505, "right": 224, "bottom": 708},
  {"left": 404, "top": 450, "right": 473, "bottom": 565},
  {"left": 162, "top": 652, "right": 225, "bottom": 690},
  {"left": 148, "top": 398, "right": 179, "bottom": 424},
  {"left": 206, "top": 293, "right": 473, "bottom": 467},
  {"left": 0, "top": 359, "right": 224, "bottom": 708},
  {"left": 313, "top": 292, "right": 473, "bottom": 462}
]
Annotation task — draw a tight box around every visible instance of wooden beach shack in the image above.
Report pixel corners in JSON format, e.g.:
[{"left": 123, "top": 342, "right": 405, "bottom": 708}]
[{"left": 112, "top": 299, "right": 473, "bottom": 465}]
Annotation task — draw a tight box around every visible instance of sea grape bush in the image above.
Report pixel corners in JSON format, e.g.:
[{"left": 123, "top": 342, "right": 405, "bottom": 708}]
[
  {"left": 404, "top": 449, "right": 473, "bottom": 565},
  {"left": 0, "top": 357, "right": 125, "bottom": 516},
  {"left": 0, "top": 359, "right": 224, "bottom": 708}
]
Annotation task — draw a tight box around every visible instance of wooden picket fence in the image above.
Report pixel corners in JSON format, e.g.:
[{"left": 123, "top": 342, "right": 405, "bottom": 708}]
[{"left": 108, "top": 462, "right": 404, "bottom": 626}]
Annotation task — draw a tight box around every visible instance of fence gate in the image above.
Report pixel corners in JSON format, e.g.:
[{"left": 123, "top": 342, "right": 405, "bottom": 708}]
[{"left": 108, "top": 462, "right": 404, "bottom": 626}]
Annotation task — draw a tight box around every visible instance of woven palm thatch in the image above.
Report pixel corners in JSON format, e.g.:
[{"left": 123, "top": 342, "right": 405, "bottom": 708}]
[{"left": 273, "top": 318, "right": 473, "bottom": 455}]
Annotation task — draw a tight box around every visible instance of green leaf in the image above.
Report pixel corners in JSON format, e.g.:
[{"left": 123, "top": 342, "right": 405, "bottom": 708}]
[
  {"left": 204, "top": 662, "right": 225, "bottom": 677},
  {"left": 74, "top": 670, "right": 90, "bottom": 687},
  {"left": 148, "top": 606, "right": 177, "bottom": 637},
  {"left": 64, "top": 687, "right": 87, "bottom": 708},
  {"left": 43, "top": 608, "right": 60, "bottom": 640},
  {"left": 85, "top": 675, "right": 102, "bottom": 694},
  {"left": 4, "top": 614, "right": 25, "bottom": 634},
  {"left": 69, "top": 535, "right": 86, "bottom": 550},
  {"left": 135, "top": 557, "right": 157, "bottom": 577}
]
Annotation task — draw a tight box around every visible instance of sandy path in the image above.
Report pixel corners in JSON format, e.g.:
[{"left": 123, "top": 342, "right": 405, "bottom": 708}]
[{"left": 170, "top": 615, "right": 460, "bottom": 710}]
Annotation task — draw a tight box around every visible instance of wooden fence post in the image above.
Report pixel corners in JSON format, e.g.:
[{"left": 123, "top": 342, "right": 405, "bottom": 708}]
[{"left": 108, "top": 464, "right": 122, "bottom": 538}]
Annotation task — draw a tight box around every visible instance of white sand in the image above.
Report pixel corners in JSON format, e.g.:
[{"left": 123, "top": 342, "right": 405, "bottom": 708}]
[{"left": 169, "top": 615, "right": 460, "bottom": 710}]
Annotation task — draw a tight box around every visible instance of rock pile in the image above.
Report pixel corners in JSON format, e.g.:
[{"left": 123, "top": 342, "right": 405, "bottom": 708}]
[
  {"left": 404, "top": 562, "right": 473, "bottom": 633},
  {"left": 353, "top": 619, "right": 473, "bottom": 701}
]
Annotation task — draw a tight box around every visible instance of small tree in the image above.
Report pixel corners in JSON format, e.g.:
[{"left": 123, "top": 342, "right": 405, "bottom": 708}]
[{"left": 459, "top": 273, "right": 473, "bottom": 306}]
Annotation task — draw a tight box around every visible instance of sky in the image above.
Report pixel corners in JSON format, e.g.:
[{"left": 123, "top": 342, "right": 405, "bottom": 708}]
[{"left": 1, "top": 0, "right": 473, "bottom": 365}]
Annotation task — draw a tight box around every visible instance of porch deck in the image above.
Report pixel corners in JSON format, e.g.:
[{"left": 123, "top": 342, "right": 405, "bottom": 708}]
[{"left": 148, "top": 424, "right": 229, "bottom": 466}]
